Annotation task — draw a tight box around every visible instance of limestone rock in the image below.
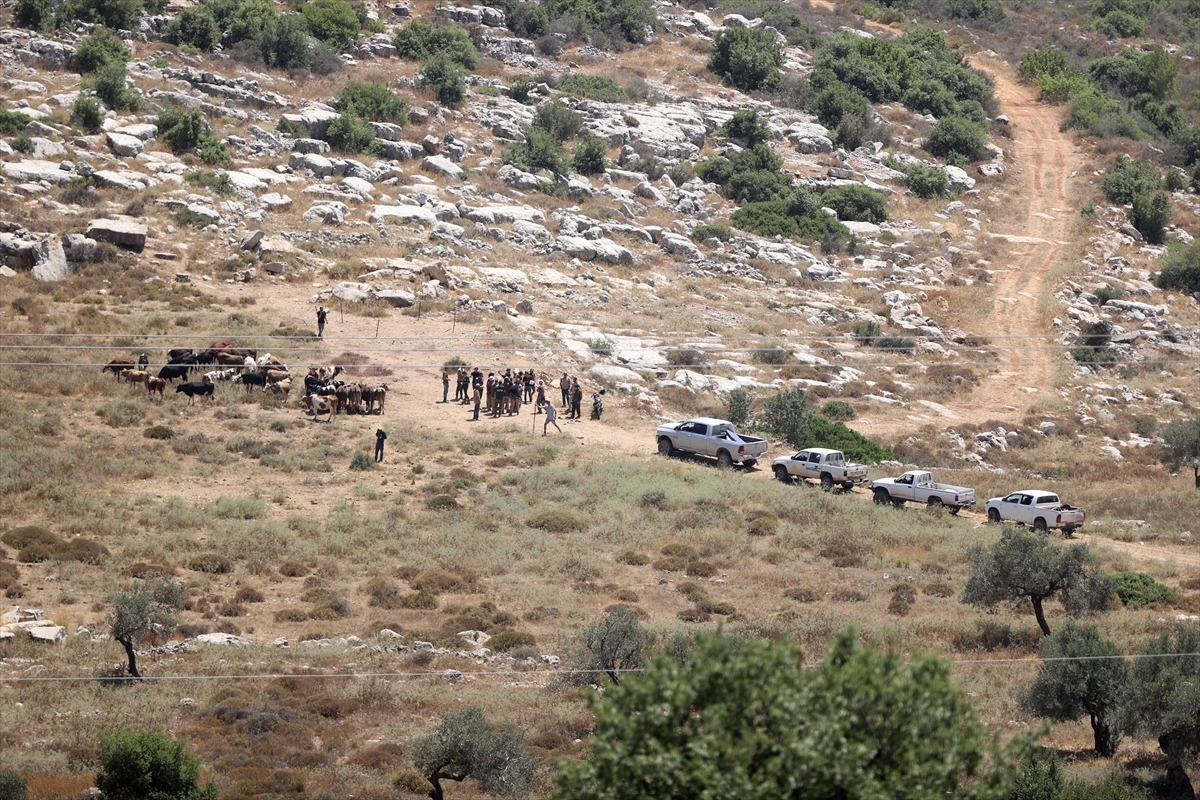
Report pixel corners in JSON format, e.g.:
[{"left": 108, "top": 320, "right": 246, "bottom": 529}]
[
  {"left": 370, "top": 205, "right": 438, "bottom": 226},
  {"left": 28, "top": 625, "right": 66, "bottom": 643},
  {"left": 2, "top": 160, "right": 73, "bottom": 184},
  {"left": 195, "top": 633, "right": 255, "bottom": 646},
  {"left": 280, "top": 105, "right": 340, "bottom": 139},
  {"left": 333, "top": 282, "right": 372, "bottom": 302},
  {"left": 31, "top": 236, "right": 69, "bottom": 282},
  {"left": 87, "top": 217, "right": 148, "bottom": 252},
  {"left": 373, "top": 289, "right": 416, "bottom": 307},
  {"left": 260, "top": 192, "right": 293, "bottom": 209},
  {"left": 422, "top": 155, "right": 464, "bottom": 179},
  {"left": 106, "top": 131, "right": 144, "bottom": 157}
]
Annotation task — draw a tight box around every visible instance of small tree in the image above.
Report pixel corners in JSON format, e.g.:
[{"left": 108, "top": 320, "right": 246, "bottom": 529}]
[
  {"left": 708, "top": 27, "right": 783, "bottom": 93},
  {"left": 762, "top": 388, "right": 813, "bottom": 449},
  {"left": 532, "top": 100, "right": 583, "bottom": 142},
  {"left": 300, "top": 0, "right": 360, "bottom": 49},
  {"left": 14, "top": 0, "right": 53, "bottom": 29},
  {"left": 719, "top": 109, "right": 771, "bottom": 145},
  {"left": 107, "top": 579, "right": 183, "bottom": 678},
  {"left": 165, "top": 6, "right": 221, "bottom": 51},
  {"left": 572, "top": 134, "right": 607, "bottom": 176},
  {"left": 76, "top": 27, "right": 131, "bottom": 73},
  {"left": 419, "top": 54, "right": 467, "bottom": 107},
  {"left": 568, "top": 605, "right": 654, "bottom": 685},
  {"left": 412, "top": 707, "right": 535, "bottom": 800},
  {"left": 1155, "top": 239, "right": 1200, "bottom": 294},
  {"left": 925, "top": 115, "right": 987, "bottom": 162},
  {"left": 724, "top": 388, "right": 752, "bottom": 427},
  {"left": 1018, "top": 621, "right": 1125, "bottom": 756},
  {"left": 96, "top": 729, "right": 216, "bottom": 800},
  {"left": 1120, "top": 624, "right": 1200, "bottom": 799},
  {"left": 960, "top": 527, "right": 1113, "bottom": 637},
  {"left": 1159, "top": 417, "right": 1200, "bottom": 489},
  {"left": 1129, "top": 191, "right": 1171, "bottom": 245}
]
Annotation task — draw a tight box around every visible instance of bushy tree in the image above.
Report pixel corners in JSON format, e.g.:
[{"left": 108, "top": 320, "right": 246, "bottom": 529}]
[
  {"left": 1120, "top": 625, "right": 1200, "bottom": 798},
  {"left": 393, "top": 20, "right": 479, "bottom": 69},
  {"left": 106, "top": 579, "right": 183, "bottom": 678},
  {"left": 533, "top": 100, "right": 583, "bottom": 141},
  {"left": 412, "top": 707, "right": 536, "bottom": 800},
  {"left": 323, "top": 111, "right": 375, "bottom": 153},
  {"left": 336, "top": 80, "right": 407, "bottom": 123},
  {"left": 719, "top": 109, "right": 771, "bottom": 145},
  {"left": 96, "top": 729, "right": 216, "bottom": 800},
  {"left": 227, "top": 0, "right": 278, "bottom": 44},
  {"left": 572, "top": 133, "right": 607, "bottom": 175},
  {"left": 1094, "top": 8, "right": 1145, "bottom": 37},
  {"left": 822, "top": 184, "right": 889, "bottom": 223},
  {"left": 505, "top": 126, "right": 566, "bottom": 173},
  {"left": 72, "top": 94, "right": 104, "bottom": 133},
  {"left": 1019, "top": 621, "right": 1125, "bottom": 756},
  {"left": 14, "top": 0, "right": 54, "bottom": 30},
  {"left": 1101, "top": 155, "right": 1160, "bottom": 204},
  {"left": 418, "top": 54, "right": 467, "bottom": 107},
  {"left": 926, "top": 115, "right": 987, "bottom": 162},
  {"left": 76, "top": 26, "right": 131, "bottom": 73},
  {"left": 1128, "top": 191, "right": 1171, "bottom": 244},
  {"left": 165, "top": 5, "right": 221, "bottom": 51},
  {"left": 0, "top": 771, "right": 27, "bottom": 800},
  {"left": 300, "top": 0, "right": 359, "bottom": 49},
  {"left": 562, "top": 606, "right": 655, "bottom": 686},
  {"left": 259, "top": 13, "right": 313, "bottom": 70},
  {"left": 56, "top": 0, "right": 142, "bottom": 31},
  {"left": 552, "top": 630, "right": 1029, "bottom": 800},
  {"left": 724, "top": 388, "right": 752, "bottom": 426},
  {"left": 1158, "top": 417, "right": 1200, "bottom": 488},
  {"left": 157, "top": 106, "right": 207, "bottom": 153},
  {"left": 763, "top": 388, "right": 813, "bottom": 448},
  {"left": 960, "top": 527, "right": 1113, "bottom": 637},
  {"left": 708, "top": 27, "right": 783, "bottom": 93},
  {"left": 89, "top": 61, "right": 141, "bottom": 112},
  {"left": 904, "top": 164, "right": 949, "bottom": 198}
]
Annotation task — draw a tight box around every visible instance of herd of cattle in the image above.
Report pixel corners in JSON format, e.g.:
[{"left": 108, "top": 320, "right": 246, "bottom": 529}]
[{"left": 102, "top": 343, "right": 389, "bottom": 418}]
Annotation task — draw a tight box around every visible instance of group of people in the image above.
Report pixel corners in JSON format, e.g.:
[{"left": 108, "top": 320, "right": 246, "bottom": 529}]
[{"left": 441, "top": 367, "right": 596, "bottom": 433}]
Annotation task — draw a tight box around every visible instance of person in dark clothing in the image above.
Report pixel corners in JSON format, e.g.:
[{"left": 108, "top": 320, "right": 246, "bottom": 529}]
[
  {"left": 570, "top": 379, "right": 584, "bottom": 420},
  {"left": 375, "top": 428, "right": 387, "bottom": 462},
  {"left": 442, "top": 368, "right": 450, "bottom": 403},
  {"left": 137, "top": 353, "right": 149, "bottom": 369},
  {"left": 471, "top": 381, "right": 482, "bottom": 421},
  {"left": 317, "top": 306, "right": 328, "bottom": 337}
]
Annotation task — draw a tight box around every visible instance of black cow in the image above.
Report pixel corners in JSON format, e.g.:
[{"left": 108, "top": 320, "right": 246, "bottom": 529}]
[
  {"left": 196, "top": 349, "right": 219, "bottom": 365},
  {"left": 158, "top": 364, "right": 190, "bottom": 382},
  {"left": 176, "top": 381, "right": 214, "bottom": 405},
  {"left": 167, "top": 348, "right": 194, "bottom": 361},
  {"left": 228, "top": 348, "right": 257, "bottom": 360},
  {"left": 238, "top": 370, "right": 267, "bottom": 391},
  {"left": 168, "top": 353, "right": 198, "bottom": 366}
]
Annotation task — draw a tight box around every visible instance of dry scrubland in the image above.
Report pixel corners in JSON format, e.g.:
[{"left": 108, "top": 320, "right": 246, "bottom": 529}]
[{"left": 0, "top": 296, "right": 1198, "bottom": 797}]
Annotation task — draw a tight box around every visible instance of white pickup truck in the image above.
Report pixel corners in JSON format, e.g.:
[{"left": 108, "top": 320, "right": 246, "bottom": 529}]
[
  {"left": 656, "top": 417, "right": 768, "bottom": 468},
  {"left": 985, "top": 490, "right": 1086, "bottom": 536},
  {"left": 772, "top": 448, "right": 868, "bottom": 490},
  {"left": 869, "top": 471, "right": 976, "bottom": 514}
]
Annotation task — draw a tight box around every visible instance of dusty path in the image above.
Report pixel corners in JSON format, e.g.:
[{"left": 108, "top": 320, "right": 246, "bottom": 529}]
[{"left": 961, "top": 57, "right": 1077, "bottom": 424}]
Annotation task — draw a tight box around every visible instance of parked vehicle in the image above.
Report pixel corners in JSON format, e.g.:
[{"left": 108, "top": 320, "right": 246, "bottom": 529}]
[
  {"left": 772, "top": 448, "right": 868, "bottom": 490},
  {"left": 869, "top": 471, "right": 976, "bottom": 513},
  {"left": 655, "top": 417, "right": 768, "bottom": 468},
  {"left": 985, "top": 490, "right": 1086, "bottom": 536}
]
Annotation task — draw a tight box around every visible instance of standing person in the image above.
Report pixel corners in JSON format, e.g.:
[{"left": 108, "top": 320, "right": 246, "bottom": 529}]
[
  {"left": 560, "top": 372, "right": 570, "bottom": 408},
  {"left": 441, "top": 368, "right": 450, "bottom": 403},
  {"left": 459, "top": 368, "right": 470, "bottom": 404},
  {"left": 471, "top": 376, "right": 483, "bottom": 421},
  {"left": 535, "top": 379, "right": 546, "bottom": 414},
  {"left": 543, "top": 400, "right": 562, "bottom": 435},
  {"left": 485, "top": 373, "right": 496, "bottom": 414},
  {"left": 374, "top": 428, "right": 387, "bottom": 462},
  {"left": 316, "top": 306, "right": 328, "bottom": 338},
  {"left": 509, "top": 378, "right": 521, "bottom": 415},
  {"left": 524, "top": 370, "right": 535, "bottom": 403},
  {"left": 571, "top": 378, "right": 584, "bottom": 420}
]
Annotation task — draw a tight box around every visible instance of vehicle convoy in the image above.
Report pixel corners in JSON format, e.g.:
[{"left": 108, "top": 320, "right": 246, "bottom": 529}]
[
  {"left": 985, "top": 490, "right": 1086, "bottom": 536},
  {"left": 772, "top": 448, "right": 868, "bottom": 490},
  {"left": 869, "top": 471, "right": 976, "bottom": 514},
  {"left": 656, "top": 418, "right": 768, "bottom": 468}
]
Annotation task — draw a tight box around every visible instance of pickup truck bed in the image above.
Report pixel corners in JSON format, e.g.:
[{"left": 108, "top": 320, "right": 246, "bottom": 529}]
[
  {"left": 656, "top": 417, "right": 767, "bottom": 468},
  {"left": 869, "top": 471, "right": 976, "bottom": 513}
]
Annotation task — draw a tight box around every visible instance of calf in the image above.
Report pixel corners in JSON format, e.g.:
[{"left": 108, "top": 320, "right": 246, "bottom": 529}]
[
  {"left": 363, "top": 384, "right": 389, "bottom": 415},
  {"left": 235, "top": 370, "right": 268, "bottom": 391},
  {"left": 158, "top": 364, "right": 190, "bottom": 383},
  {"left": 266, "top": 378, "right": 292, "bottom": 402},
  {"left": 176, "top": 381, "right": 214, "bottom": 405},
  {"left": 302, "top": 393, "right": 337, "bottom": 422},
  {"left": 123, "top": 369, "right": 151, "bottom": 387},
  {"left": 265, "top": 368, "right": 290, "bottom": 386},
  {"left": 146, "top": 376, "right": 166, "bottom": 399}
]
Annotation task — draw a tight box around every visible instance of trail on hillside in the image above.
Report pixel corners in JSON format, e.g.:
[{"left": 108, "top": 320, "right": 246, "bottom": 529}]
[{"left": 951, "top": 59, "right": 1079, "bottom": 424}]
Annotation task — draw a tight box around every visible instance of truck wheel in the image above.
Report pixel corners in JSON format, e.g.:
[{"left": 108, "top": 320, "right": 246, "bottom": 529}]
[
  {"left": 987, "top": 508, "right": 1001, "bottom": 524},
  {"left": 873, "top": 489, "right": 889, "bottom": 505},
  {"left": 1033, "top": 517, "right": 1048, "bottom": 534},
  {"left": 657, "top": 438, "right": 673, "bottom": 457},
  {"left": 892, "top": 498, "right": 905, "bottom": 508},
  {"left": 743, "top": 459, "right": 757, "bottom": 469},
  {"left": 716, "top": 450, "right": 733, "bottom": 469},
  {"left": 820, "top": 473, "right": 834, "bottom": 491},
  {"left": 948, "top": 506, "right": 961, "bottom": 516},
  {"left": 841, "top": 481, "right": 854, "bottom": 491},
  {"left": 774, "top": 465, "right": 791, "bottom": 483},
  {"left": 926, "top": 497, "right": 943, "bottom": 510}
]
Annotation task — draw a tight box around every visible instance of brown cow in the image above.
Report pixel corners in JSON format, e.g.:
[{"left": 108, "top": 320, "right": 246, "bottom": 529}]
[
  {"left": 103, "top": 359, "right": 135, "bottom": 379},
  {"left": 146, "top": 376, "right": 166, "bottom": 399},
  {"left": 302, "top": 394, "right": 337, "bottom": 422},
  {"left": 265, "top": 369, "right": 290, "bottom": 386},
  {"left": 123, "top": 369, "right": 152, "bottom": 387}
]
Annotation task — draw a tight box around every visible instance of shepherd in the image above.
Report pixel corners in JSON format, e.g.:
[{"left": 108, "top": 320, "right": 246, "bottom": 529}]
[
  {"left": 375, "top": 428, "right": 388, "bottom": 462},
  {"left": 317, "top": 306, "right": 328, "bottom": 338}
]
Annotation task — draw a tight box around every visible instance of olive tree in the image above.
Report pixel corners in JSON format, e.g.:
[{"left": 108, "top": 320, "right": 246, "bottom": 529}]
[
  {"left": 107, "top": 579, "right": 183, "bottom": 678},
  {"left": 1018, "top": 621, "right": 1125, "bottom": 756},
  {"left": 1159, "top": 417, "right": 1200, "bottom": 489},
  {"left": 412, "top": 707, "right": 535, "bottom": 800},
  {"left": 1120, "top": 625, "right": 1200, "bottom": 799},
  {"left": 960, "top": 527, "right": 1113, "bottom": 636},
  {"left": 96, "top": 729, "right": 216, "bottom": 800},
  {"left": 551, "top": 629, "right": 1031, "bottom": 800},
  {"left": 560, "top": 605, "right": 655, "bottom": 686}
]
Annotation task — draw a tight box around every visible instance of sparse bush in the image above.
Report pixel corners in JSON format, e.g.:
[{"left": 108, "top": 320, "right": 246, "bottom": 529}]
[
  {"left": 426, "top": 493, "right": 459, "bottom": 510},
  {"left": 617, "top": 551, "right": 650, "bottom": 566},
  {"left": 785, "top": 586, "right": 818, "bottom": 602},
  {"left": 0, "top": 563, "right": 19, "bottom": 591},
  {"left": 418, "top": 54, "right": 467, "bottom": 107},
  {"left": 274, "top": 608, "right": 309, "bottom": 622},
  {"left": 18, "top": 544, "right": 52, "bottom": 563},
  {"left": 708, "top": 27, "right": 783, "bottom": 93},
  {"left": 279, "top": 560, "right": 311, "bottom": 577},
  {"left": 488, "top": 630, "right": 537, "bottom": 652},
  {"left": 349, "top": 452, "right": 375, "bottom": 471},
  {"left": 411, "top": 569, "right": 464, "bottom": 594},
  {"left": 690, "top": 224, "right": 734, "bottom": 242},
  {"left": 558, "top": 72, "right": 628, "bottom": 102},
  {"left": 310, "top": 596, "right": 352, "bottom": 619},
  {"left": 98, "top": 398, "right": 145, "bottom": 428},
  {"left": 398, "top": 589, "right": 439, "bottom": 609},
  {"left": 745, "top": 516, "right": 777, "bottom": 536},
  {"left": 188, "top": 553, "right": 233, "bottom": 574},
  {"left": 527, "top": 510, "right": 588, "bottom": 532},
  {"left": 55, "top": 538, "right": 110, "bottom": 564},
  {"left": 820, "top": 401, "right": 856, "bottom": 420},
  {"left": 235, "top": 587, "right": 264, "bottom": 603},
  {"left": 144, "top": 425, "right": 175, "bottom": 440}
]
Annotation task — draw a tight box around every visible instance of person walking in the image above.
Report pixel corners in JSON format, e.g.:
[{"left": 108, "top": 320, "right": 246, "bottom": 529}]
[
  {"left": 441, "top": 368, "right": 450, "bottom": 403},
  {"left": 535, "top": 380, "right": 546, "bottom": 414},
  {"left": 560, "top": 373, "right": 570, "bottom": 408},
  {"left": 543, "top": 400, "right": 562, "bottom": 435},
  {"left": 316, "top": 306, "right": 328, "bottom": 337},
  {"left": 374, "top": 428, "right": 387, "bottom": 462},
  {"left": 570, "top": 378, "right": 583, "bottom": 420}
]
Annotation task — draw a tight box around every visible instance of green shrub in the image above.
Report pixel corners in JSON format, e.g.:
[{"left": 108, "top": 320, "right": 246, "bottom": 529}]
[
  {"left": 1094, "top": 284, "right": 1124, "bottom": 305},
  {"left": 1018, "top": 49, "right": 1071, "bottom": 84},
  {"left": 925, "top": 115, "right": 987, "bottom": 162},
  {"left": 945, "top": 0, "right": 1002, "bottom": 20},
  {"left": 10, "top": 136, "right": 34, "bottom": 155},
  {"left": 350, "top": 452, "right": 375, "bottom": 471},
  {"left": 72, "top": 95, "right": 104, "bottom": 133},
  {"left": 228, "top": 0, "right": 278, "bottom": 43},
  {"left": 1090, "top": 46, "right": 1177, "bottom": 102},
  {"left": 426, "top": 493, "right": 460, "bottom": 510},
  {"left": 56, "top": 0, "right": 142, "bottom": 31},
  {"left": 89, "top": 61, "right": 141, "bottom": 112},
  {"left": 336, "top": 80, "right": 407, "bottom": 123},
  {"left": 76, "top": 26, "right": 131, "bottom": 73},
  {"left": 165, "top": 6, "right": 221, "bottom": 51},
  {"left": 822, "top": 184, "right": 889, "bottom": 223},
  {"left": 260, "top": 13, "right": 313, "bottom": 69},
  {"left": 1154, "top": 240, "right": 1200, "bottom": 293},
  {"left": 902, "top": 164, "right": 948, "bottom": 198},
  {"left": 96, "top": 729, "right": 217, "bottom": 800},
  {"left": 1111, "top": 572, "right": 1176, "bottom": 607},
  {"left": 488, "top": 630, "right": 537, "bottom": 652},
  {"left": 197, "top": 137, "right": 231, "bottom": 166},
  {"left": 418, "top": 54, "right": 467, "bottom": 107},
  {"left": 14, "top": 0, "right": 53, "bottom": 29},
  {"left": 533, "top": 100, "right": 583, "bottom": 141},
  {"left": 1094, "top": 8, "right": 1145, "bottom": 37},
  {"left": 0, "top": 109, "right": 33, "bottom": 135},
  {"left": 807, "top": 416, "right": 892, "bottom": 462},
  {"left": 731, "top": 188, "right": 851, "bottom": 244},
  {"left": 1129, "top": 192, "right": 1171, "bottom": 244},
  {"left": 144, "top": 425, "right": 175, "bottom": 440},
  {"left": 393, "top": 20, "right": 478, "bottom": 69},
  {"left": 55, "top": 537, "right": 110, "bottom": 564},
  {"left": 498, "top": 0, "right": 548, "bottom": 36},
  {"left": 708, "top": 27, "right": 783, "bottom": 93},
  {"left": 719, "top": 109, "right": 771, "bottom": 145},
  {"left": 324, "top": 111, "right": 376, "bottom": 153},
  {"left": 301, "top": 0, "right": 360, "bottom": 48},
  {"left": 398, "top": 589, "right": 439, "bottom": 609},
  {"left": 558, "top": 73, "right": 628, "bottom": 102},
  {"left": 505, "top": 126, "right": 566, "bottom": 174},
  {"left": 184, "top": 170, "right": 235, "bottom": 196},
  {"left": 158, "top": 107, "right": 207, "bottom": 153},
  {"left": 188, "top": 553, "right": 233, "bottom": 573},
  {"left": 820, "top": 400, "right": 856, "bottom": 420},
  {"left": 852, "top": 320, "right": 881, "bottom": 342},
  {"left": 0, "top": 770, "right": 26, "bottom": 800},
  {"left": 572, "top": 134, "right": 607, "bottom": 175},
  {"left": 1101, "top": 155, "right": 1160, "bottom": 204},
  {"left": 690, "top": 224, "right": 734, "bottom": 242}
]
